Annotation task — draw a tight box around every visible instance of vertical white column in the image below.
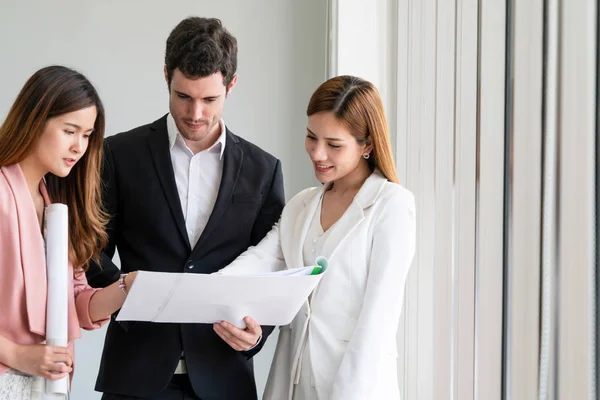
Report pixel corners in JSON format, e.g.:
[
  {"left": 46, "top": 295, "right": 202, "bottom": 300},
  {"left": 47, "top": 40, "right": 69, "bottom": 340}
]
[
  {"left": 557, "top": 0, "right": 597, "bottom": 398},
  {"left": 475, "top": 0, "right": 506, "bottom": 398},
  {"left": 505, "top": 0, "right": 544, "bottom": 398}
]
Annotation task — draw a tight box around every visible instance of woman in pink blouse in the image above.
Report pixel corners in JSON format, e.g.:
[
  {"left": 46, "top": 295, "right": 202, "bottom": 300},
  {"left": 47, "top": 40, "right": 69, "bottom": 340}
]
[{"left": 0, "top": 66, "right": 136, "bottom": 399}]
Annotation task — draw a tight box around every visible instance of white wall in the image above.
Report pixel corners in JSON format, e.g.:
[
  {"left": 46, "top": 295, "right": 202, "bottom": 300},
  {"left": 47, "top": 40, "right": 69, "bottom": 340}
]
[
  {"left": 0, "top": 1, "right": 327, "bottom": 398},
  {"left": 331, "top": 0, "right": 398, "bottom": 149}
]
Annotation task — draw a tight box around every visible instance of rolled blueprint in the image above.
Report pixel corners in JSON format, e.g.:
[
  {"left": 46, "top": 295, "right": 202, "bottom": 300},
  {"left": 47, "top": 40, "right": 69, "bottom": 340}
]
[{"left": 44, "top": 204, "right": 69, "bottom": 397}]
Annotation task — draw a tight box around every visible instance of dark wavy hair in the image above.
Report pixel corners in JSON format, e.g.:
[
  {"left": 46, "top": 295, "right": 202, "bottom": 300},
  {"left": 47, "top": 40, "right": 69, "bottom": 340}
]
[{"left": 165, "top": 17, "right": 238, "bottom": 89}]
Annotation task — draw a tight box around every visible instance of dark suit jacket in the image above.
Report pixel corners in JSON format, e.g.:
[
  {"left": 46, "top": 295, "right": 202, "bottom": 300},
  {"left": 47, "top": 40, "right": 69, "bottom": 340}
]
[{"left": 86, "top": 115, "right": 285, "bottom": 399}]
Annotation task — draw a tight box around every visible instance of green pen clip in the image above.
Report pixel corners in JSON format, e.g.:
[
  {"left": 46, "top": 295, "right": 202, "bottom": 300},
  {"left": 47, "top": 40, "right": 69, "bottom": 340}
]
[{"left": 310, "top": 256, "right": 329, "bottom": 275}]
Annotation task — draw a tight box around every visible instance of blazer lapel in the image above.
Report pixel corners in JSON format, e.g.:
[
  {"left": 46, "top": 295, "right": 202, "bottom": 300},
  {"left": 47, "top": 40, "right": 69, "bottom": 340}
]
[
  {"left": 318, "top": 202, "right": 364, "bottom": 262},
  {"left": 147, "top": 116, "right": 190, "bottom": 249},
  {"left": 190, "top": 130, "right": 243, "bottom": 258},
  {"left": 1, "top": 164, "right": 47, "bottom": 336},
  {"left": 287, "top": 186, "right": 325, "bottom": 269},
  {"left": 318, "top": 170, "right": 389, "bottom": 261}
]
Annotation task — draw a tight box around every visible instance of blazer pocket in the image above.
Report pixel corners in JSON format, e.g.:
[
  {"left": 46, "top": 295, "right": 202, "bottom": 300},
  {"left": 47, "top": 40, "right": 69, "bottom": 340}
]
[
  {"left": 232, "top": 193, "right": 263, "bottom": 203},
  {"left": 112, "top": 310, "right": 137, "bottom": 332}
]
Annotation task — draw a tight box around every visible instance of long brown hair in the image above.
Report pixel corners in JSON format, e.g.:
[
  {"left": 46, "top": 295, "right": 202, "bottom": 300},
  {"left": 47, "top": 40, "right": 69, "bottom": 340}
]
[
  {"left": 0, "top": 65, "right": 108, "bottom": 271},
  {"left": 306, "top": 75, "right": 399, "bottom": 183}
]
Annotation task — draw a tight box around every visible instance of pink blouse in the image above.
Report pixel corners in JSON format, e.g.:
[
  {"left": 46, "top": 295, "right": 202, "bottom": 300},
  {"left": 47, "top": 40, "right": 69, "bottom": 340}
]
[{"left": 0, "top": 163, "right": 109, "bottom": 377}]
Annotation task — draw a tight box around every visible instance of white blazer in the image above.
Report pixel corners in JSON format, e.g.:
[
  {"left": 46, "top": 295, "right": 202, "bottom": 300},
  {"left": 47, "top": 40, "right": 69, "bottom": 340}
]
[{"left": 220, "top": 170, "right": 416, "bottom": 400}]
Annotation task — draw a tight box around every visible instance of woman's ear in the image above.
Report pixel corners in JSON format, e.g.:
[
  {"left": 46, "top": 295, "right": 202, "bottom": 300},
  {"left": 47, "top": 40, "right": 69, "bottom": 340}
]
[{"left": 364, "top": 138, "right": 374, "bottom": 155}]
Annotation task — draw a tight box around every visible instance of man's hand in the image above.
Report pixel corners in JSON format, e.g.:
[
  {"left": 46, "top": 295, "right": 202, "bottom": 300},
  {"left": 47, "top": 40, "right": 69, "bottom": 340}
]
[{"left": 213, "top": 316, "right": 262, "bottom": 351}]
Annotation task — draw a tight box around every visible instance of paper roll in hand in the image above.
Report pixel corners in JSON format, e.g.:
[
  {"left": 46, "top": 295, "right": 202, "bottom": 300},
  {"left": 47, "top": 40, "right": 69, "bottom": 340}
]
[{"left": 44, "top": 204, "right": 70, "bottom": 397}]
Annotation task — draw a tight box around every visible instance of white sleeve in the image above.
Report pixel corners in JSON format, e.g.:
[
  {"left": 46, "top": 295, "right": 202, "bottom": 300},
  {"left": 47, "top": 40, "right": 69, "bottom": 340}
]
[
  {"left": 217, "top": 219, "right": 285, "bottom": 275},
  {"left": 329, "top": 192, "right": 416, "bottom": 399}
]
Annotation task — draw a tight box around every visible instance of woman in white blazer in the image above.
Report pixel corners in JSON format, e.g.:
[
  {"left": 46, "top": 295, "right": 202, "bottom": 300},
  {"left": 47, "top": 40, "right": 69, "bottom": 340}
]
[{"left": 214, "top": 75, "right": 416, "bottom": 400}]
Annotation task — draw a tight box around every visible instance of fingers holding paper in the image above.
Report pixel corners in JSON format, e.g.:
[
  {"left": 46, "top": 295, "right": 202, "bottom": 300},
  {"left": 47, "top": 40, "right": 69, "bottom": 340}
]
[{"left": 213, "top": 316, "right": 262, "bottom": 351}]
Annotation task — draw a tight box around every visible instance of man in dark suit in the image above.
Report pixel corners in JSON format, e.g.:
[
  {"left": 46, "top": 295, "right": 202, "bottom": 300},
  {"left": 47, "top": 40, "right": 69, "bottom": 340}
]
[{"left": 86, "top": 17, "right": 285, "bottom": 400}]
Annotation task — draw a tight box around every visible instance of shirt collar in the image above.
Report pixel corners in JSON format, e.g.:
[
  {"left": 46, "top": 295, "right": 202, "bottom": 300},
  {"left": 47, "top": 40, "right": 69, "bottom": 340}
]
[{"left": 166, "top": 113, "right": 227, "bottom": 159}]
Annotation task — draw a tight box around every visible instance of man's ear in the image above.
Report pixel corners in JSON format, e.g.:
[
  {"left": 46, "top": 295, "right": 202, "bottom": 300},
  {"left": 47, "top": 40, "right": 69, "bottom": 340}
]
[
  {"left": 163, "top": 65, "right": 169, "bottom": 88},
  {"left": 226, "top": 75, "right": 239, "bottom": 96}
]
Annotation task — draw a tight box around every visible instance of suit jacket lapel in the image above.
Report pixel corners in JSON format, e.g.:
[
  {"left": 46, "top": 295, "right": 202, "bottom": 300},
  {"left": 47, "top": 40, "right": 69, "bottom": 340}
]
[
  {"left": 147, "top": 116, "right": 190, "bottom": 249},
  {"left": 190, "top": 130, "right": 243, "bottom": 258}
]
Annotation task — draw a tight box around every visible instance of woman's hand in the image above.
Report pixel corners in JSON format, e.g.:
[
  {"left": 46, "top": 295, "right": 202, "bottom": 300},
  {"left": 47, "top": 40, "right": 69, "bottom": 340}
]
[
  {"left": 88, "top": 270, "right": 139, "bottom": 322},
  {"left": 12, "top": 344, "right": 72, "bottom": 380},
  {"left": 124, "top": 271, "right": 137, "bottom": 294}
]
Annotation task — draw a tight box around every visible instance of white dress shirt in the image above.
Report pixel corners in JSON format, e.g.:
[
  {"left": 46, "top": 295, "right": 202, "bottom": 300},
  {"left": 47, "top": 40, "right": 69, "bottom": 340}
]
[
  {"left": 168, "top": 116, "right": 262, "bottom": 355},
  {"left": 167, "top": 114, "right": 226, "bottom": 248},
  {"left": 168, "top": 114, "right": 226, "bottom": 365}
]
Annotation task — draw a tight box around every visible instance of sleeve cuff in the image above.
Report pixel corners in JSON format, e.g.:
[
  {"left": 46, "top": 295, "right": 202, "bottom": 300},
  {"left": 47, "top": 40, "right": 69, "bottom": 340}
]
[
  {"left": 246, "top": 335, "right": 262, "bottom": 351},
  {"left": 75, "top": 288, "right": 110, "bottom": 330}
]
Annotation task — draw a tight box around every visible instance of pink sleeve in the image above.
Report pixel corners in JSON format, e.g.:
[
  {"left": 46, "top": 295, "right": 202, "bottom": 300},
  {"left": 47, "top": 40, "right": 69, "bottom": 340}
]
[{"left": 73, "top": 270, "right": 110, "bottom": 330}]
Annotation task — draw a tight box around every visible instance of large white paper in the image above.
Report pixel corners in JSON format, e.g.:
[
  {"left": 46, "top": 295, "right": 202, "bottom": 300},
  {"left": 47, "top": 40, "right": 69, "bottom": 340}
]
[
  {"left": 117, "top": 257, "right": 328, "bottom": 329},
  {"left": 43, "top": 204, "right": 69, "bottom": 397}
]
